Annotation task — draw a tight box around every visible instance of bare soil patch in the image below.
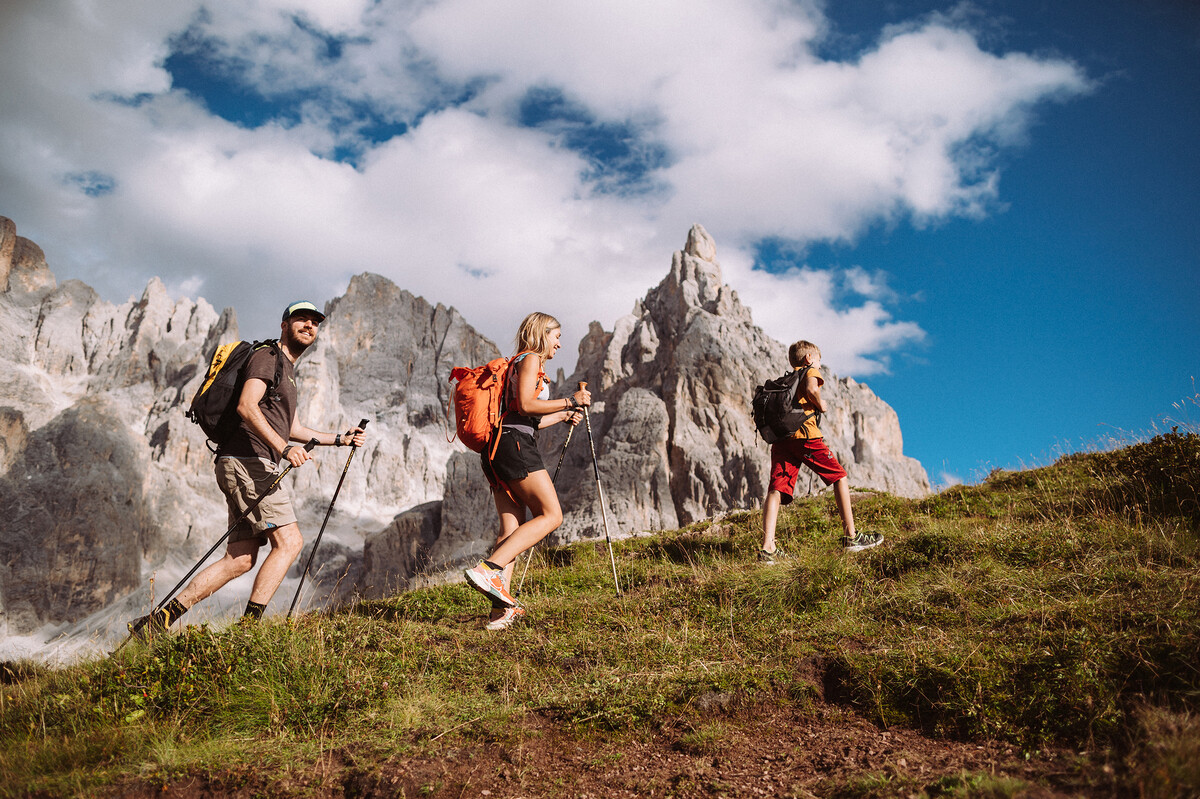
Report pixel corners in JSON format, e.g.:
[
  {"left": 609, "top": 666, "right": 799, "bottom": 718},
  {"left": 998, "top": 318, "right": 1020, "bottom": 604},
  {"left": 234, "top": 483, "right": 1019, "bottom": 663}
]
[{"left": 100, "top": 700, "right": 1107, "bottom": 798}]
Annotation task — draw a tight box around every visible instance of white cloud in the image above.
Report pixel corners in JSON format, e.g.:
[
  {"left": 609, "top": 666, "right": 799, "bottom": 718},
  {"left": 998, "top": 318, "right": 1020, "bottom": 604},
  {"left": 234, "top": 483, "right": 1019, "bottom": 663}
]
[
  {"left": 721, "top": 253, "right": 926, "bottom": 374},
  {"left": 843, "top": 266, "right": 901, "bottom": 303},
  {"left": 935, "top": 471, "right": 964, "bottom": 491},
  {"left": 0, "top": 0, "right": 1088, "bottom": 373},
  {"left": 408, "top": 0, "right": 825, "bottom": 118}
]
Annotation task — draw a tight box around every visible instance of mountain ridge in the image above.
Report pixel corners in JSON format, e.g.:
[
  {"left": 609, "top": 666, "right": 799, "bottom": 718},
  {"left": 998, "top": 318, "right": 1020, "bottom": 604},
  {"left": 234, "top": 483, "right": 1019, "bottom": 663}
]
[{"left": 0, "top": 215, "right": 928, "bottom": 658}]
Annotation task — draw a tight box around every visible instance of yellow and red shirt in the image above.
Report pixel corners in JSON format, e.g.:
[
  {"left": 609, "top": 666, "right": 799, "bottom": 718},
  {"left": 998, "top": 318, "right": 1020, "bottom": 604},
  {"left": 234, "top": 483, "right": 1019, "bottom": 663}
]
[{"left": 789, "top": 366, "right": 823, "bottom": 441}]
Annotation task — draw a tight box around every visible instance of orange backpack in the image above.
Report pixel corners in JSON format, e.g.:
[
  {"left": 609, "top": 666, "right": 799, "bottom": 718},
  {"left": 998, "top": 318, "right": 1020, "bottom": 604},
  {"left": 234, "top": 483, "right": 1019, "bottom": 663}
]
[{"left": 448, "top": 351, "right": 539, "bottom": 455}]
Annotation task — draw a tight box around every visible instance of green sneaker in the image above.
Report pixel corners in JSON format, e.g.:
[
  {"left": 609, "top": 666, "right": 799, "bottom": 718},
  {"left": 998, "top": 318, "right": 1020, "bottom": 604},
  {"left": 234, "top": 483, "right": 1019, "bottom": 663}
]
[
  {"left": 843, "top": 532, "right": 884, "bottom": 553},
  {"left": 758, "top": 547, "right": 786, "bottom": 564}
]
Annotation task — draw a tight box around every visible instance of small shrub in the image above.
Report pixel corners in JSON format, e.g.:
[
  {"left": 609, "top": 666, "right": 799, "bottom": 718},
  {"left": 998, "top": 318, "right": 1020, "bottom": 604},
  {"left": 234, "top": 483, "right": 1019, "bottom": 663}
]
[
  {"left": 783, "top": 555, "right": 857, "bottom": 611},
  {"left": 1083, "top": 432, "right": 1200, "bottom": 524},
  {"left": 1122, "top": 706, "right": 1200, "bottom": 798},
  {"left": 926, "top": 771, "right": 1030, "bottom": 798},
  {"left": 869, "top": 528, "right": 969, "bottom": 580}
]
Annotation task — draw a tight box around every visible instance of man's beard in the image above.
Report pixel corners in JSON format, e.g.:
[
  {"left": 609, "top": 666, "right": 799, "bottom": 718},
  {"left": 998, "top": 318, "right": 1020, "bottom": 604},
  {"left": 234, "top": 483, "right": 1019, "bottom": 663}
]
[{"left": 282, "top": 327, "right": 314, "bottom": 355}]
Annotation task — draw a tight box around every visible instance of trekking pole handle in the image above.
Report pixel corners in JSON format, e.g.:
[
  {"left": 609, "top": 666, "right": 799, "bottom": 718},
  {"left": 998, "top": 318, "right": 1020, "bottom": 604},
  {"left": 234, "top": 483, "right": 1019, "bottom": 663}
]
[
  {"left": 283, "top": 438, "right": 319, "bottom": 460},
  {"left": 351, "top": 419, "right": 369, "bottom": 447}
]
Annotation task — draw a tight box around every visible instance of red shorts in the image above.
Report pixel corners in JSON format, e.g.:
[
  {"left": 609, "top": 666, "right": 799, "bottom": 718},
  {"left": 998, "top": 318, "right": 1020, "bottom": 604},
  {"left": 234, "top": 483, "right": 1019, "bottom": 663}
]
[{"left": 769, "top": 437, "right": 847, "bottom": 504}]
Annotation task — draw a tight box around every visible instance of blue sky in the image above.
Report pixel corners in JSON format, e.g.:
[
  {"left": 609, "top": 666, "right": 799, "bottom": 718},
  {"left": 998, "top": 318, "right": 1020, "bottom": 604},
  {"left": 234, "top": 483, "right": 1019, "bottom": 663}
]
[
  {"left": 1, "top": 0, "right": 1196, "bottom": 488},
  {"left": 813, "top": 0, "right": 1200, "bottom": 482}
]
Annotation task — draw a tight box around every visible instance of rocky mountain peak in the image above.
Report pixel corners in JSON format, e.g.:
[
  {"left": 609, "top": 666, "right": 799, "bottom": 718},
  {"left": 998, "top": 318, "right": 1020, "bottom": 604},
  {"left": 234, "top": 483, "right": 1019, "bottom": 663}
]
[
  {"left": 684, "top": 223, "right": 717, "bottom": 262},
  {"left": 547, "top": 224, "right": 930, "bottom": 537},
  {"left": 0, "top": 215, "right": 928, "bottom": 657},
  {"left": 1, "top": 215, "right": 55, "bottom": 300},
  {"left": 637, "top": 224, "right": 751, "bottom": 347}
]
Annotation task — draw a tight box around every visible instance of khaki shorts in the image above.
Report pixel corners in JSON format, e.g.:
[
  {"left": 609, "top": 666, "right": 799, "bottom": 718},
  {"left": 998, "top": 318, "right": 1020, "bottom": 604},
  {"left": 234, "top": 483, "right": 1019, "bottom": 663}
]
[{"left": 214, "top": 456, "right": 298, "bottom": 546}]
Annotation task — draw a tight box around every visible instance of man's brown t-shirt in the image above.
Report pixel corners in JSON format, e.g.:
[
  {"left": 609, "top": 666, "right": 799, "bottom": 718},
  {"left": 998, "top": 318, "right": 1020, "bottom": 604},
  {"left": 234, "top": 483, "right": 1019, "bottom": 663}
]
[{"left": 216, "top": 344, "right": 297, "bottom": 460}]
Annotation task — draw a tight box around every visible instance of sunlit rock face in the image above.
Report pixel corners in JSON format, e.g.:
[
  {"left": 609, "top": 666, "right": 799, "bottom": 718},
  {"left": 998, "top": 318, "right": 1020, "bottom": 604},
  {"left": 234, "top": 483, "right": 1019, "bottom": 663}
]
[
  {"left": 0, "top": 215, "right": 926, "bottom": 647},
  {"left": 0, "top": 215, "right": 498, "bottom": 637},
  {"left": 546, "top": 224, "right": 930, "bottom": 541}
]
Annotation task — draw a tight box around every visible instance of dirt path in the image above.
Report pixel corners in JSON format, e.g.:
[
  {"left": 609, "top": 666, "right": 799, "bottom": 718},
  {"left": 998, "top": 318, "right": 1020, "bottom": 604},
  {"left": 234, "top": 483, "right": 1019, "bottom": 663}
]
[{"left": 104, "top": 701, "right": 1106, "bottom": 798}]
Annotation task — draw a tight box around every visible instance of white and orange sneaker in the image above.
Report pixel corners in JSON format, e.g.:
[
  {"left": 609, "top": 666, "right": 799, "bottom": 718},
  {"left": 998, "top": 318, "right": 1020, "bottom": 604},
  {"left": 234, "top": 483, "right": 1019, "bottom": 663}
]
[
  {"left": 464, "top": 562, "right": 519, "bottom": 607},
  {"left": 485, "top": 605, "right": 527, "bottom": 631}
]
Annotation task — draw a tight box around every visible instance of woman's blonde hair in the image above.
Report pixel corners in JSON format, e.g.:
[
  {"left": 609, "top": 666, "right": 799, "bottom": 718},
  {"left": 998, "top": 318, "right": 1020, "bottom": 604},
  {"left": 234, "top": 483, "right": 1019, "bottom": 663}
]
[{"left": 515, "top": 312, "right": 561, "bottom": 359}]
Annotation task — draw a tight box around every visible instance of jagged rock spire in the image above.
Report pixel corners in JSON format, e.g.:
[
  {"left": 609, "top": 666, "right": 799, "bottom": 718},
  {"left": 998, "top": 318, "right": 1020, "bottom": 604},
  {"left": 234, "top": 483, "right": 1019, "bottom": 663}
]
[
  {"left": 0, "top": 216, "right": 928, "bottom": 654},
  {"left": 1, "top": 215, "right": 55, "bottom": 299},
  {"left": 548, "top": 224, "right": 930, "bottom": 538}
]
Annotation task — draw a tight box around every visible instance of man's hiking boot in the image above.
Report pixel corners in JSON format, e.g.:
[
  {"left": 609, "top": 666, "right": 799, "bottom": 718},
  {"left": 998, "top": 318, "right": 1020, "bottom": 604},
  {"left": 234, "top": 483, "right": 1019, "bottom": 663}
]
[
  {"left": 464, "top": 562, "right": 519, "bottom": 608},
  {"left": 757, "top": 548, "right": 786, "bottom": 564},
  {"left": 843, "top": 531, "right": 884, "bottom": 553},
  {"left": 485, "top": 605, "right": 526, "bottom": 631},
  {"left": 127, "top": 610, "right": 169, "bottom": 642}
]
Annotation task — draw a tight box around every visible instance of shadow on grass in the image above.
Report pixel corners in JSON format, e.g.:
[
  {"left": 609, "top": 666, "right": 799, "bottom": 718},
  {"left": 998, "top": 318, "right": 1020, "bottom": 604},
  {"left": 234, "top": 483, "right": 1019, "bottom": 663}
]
[{"left": 641, "top": 535, "right": 736, "bottom": 565}]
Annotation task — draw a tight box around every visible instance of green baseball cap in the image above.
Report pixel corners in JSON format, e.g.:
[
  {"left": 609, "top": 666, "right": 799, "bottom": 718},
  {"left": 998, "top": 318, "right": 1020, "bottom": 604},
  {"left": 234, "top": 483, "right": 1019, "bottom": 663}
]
[{"left": 282, "top": 300, "right": 326, "bottom": 322}]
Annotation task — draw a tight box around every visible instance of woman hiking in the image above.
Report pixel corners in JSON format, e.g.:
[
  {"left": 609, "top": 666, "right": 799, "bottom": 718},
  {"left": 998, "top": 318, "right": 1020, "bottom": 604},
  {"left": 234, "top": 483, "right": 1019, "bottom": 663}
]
[{"left": 463, "top": 312, "right": 591, "bottom": 630}]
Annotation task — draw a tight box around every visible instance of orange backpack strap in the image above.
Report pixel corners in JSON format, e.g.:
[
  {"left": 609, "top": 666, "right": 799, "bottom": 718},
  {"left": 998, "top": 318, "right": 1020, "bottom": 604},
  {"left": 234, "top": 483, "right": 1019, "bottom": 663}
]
[
  {"left": 446, "top": 366, "right": 472, "bottom": 444},
  {"left": 485, "top": 350, "right": 542, "bottom": 504},
  {"left": 487, "top": 352, "right": 530, "bottom": 463},
  {"left": 487, "top": 421, "right": 504, "bottom": 461},
  {"left": 503, "top": 350, "right": 545, "bottom": 411},
  {"left": 480, "top": 424, "right": 521, "bottom": 505}
]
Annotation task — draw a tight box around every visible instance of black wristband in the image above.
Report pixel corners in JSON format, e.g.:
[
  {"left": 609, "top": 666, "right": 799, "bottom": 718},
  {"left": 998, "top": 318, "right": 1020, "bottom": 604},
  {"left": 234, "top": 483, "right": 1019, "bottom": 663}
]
[
  {"left": 335, "top": 433, "right": 343, "bottom": 447},
  {"left": 281, "top": 445, "right": 294, "bottom": 459}
]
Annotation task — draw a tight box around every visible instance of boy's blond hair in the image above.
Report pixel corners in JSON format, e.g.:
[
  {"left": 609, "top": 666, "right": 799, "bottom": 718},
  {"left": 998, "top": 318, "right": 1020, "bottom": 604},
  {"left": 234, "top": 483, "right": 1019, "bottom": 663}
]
[
  {"left": 788, "top": 340, "right": 820, "bottom": 368},
  {"left": 515, "top": 312, "right": 561, "bottom": 360}
]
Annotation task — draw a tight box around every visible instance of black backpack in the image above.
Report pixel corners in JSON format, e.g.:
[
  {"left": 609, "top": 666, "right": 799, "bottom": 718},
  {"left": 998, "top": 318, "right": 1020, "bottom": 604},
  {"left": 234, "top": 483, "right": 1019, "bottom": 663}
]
[
  {"left": 751, "top": 366, "right": 820, "bottom": 444},
  {"left": 186, "top": 340, "right": 283, "bottom": 449}
]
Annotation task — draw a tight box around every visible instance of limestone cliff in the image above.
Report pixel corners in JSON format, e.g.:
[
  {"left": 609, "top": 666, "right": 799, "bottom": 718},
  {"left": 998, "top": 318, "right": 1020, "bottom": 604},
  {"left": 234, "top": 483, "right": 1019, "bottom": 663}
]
[
  {"left": 544, "top": 224, "right": 930, "bottom": 540},
  {"left": 0, "top": 216, "right": 498, "bottom": 643},
  {"left": 0, "top": 215, "right": 928, "bottom": 656}
]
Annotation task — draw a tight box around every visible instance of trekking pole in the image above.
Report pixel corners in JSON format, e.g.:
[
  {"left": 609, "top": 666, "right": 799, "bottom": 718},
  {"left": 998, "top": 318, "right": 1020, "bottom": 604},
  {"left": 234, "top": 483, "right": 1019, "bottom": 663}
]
[
  {"left": 580, "top": 382, "right": 621, "bottom": 596},
  {"left": 515, "top": 417, "right": 576, "bottom": 595},
  {"left": 114, "top": 438, "right": 318, "bottom": 653},
  {"left": 287, "top": 420, "right": 370, "bottom": 619}
]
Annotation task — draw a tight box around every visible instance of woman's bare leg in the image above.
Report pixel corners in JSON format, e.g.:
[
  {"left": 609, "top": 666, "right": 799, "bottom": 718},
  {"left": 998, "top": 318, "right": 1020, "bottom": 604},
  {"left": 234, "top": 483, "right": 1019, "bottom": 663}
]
[{"left": 487, "top": 470, "right": 562, "bottom": 567}]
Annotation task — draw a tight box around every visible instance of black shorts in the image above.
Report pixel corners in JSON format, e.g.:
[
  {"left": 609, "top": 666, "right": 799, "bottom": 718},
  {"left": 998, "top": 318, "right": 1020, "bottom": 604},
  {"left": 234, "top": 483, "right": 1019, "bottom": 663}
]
[{"left": 481, "top": 427, "right": 546, "bottom": 485}]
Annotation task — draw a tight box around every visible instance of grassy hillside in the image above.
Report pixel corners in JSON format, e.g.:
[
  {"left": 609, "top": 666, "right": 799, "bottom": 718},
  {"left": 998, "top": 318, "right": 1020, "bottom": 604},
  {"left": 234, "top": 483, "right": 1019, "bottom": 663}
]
[{"left": 2, "top": 432, "right": 1198, "bottom": 797}]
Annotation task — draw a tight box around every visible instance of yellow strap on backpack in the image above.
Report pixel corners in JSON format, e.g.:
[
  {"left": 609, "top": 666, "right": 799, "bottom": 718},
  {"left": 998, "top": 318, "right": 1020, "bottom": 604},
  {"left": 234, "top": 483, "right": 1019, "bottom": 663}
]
[{"left": 197, "top": 341, "right": 242, "bottom": 397}]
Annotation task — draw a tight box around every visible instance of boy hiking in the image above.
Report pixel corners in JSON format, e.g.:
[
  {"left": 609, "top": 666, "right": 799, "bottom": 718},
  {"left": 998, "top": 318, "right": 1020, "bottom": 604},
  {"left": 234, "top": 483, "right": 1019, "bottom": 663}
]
[
  {"left": 759, "top": 340, "right": 882, "bottom": 562},
  {"left": 128, "top": 301, "right": 366, "bottom": 639}
]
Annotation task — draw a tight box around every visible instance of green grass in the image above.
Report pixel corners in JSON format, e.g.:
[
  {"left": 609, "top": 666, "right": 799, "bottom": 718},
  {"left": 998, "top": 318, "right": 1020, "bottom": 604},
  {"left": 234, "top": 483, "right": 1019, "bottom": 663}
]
[{"left": 2, "top": 432, "right": 1198, "bottom": 797}]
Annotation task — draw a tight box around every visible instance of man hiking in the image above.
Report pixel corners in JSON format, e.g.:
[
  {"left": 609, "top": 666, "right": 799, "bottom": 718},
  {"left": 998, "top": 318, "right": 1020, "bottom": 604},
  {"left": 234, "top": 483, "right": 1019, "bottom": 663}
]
[{"left": 128, "top": 300, "right": 365, "bottom": 638}]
